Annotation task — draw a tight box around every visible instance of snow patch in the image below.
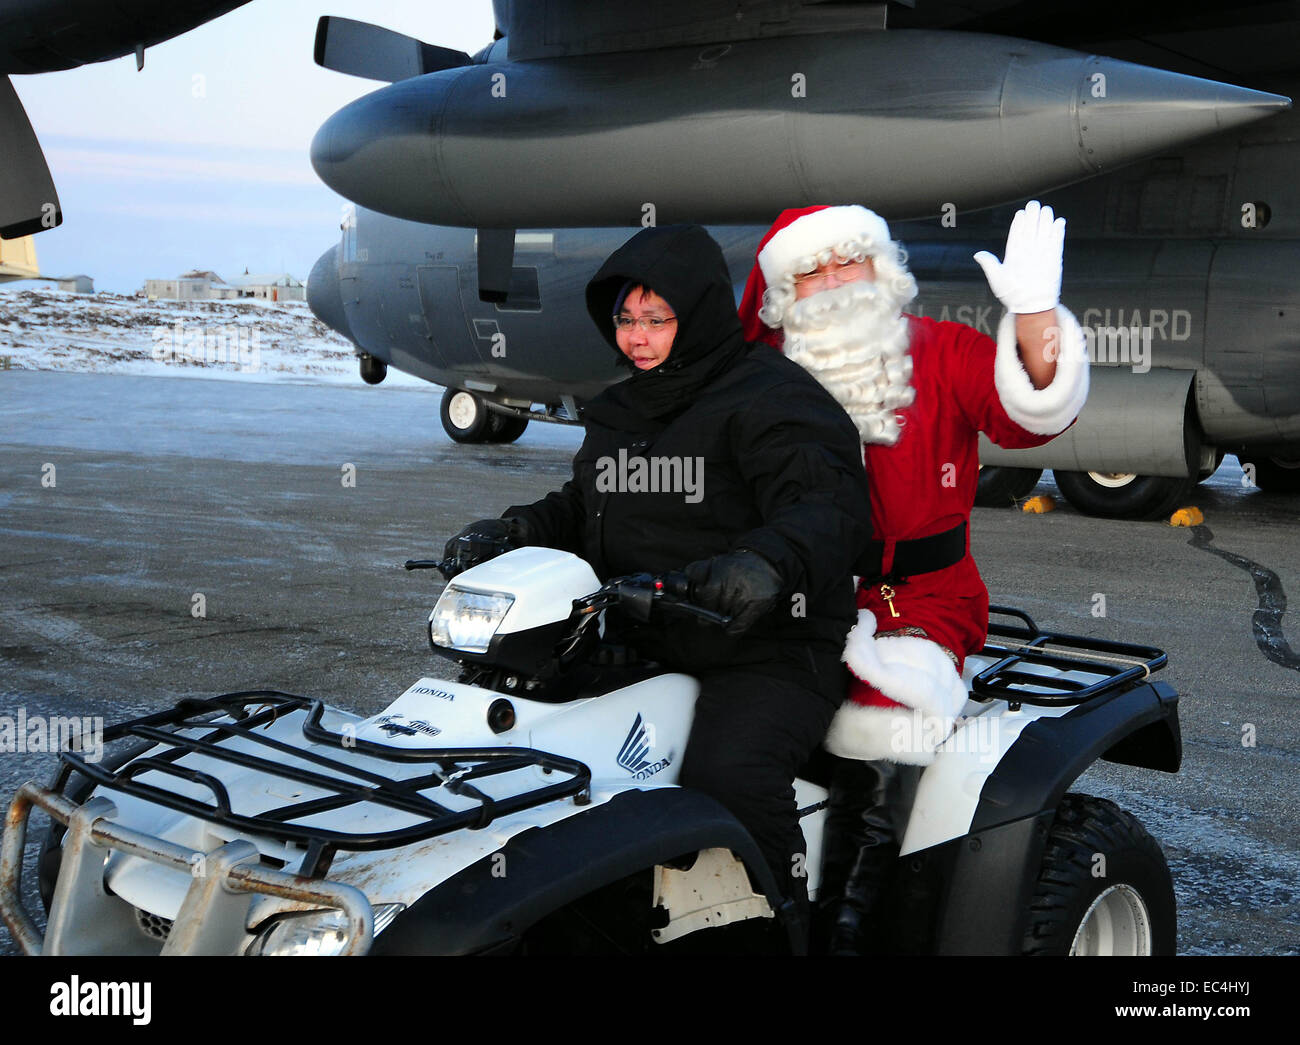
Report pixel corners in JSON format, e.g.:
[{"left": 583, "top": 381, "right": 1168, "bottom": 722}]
[{"left": 0, "top": 288, "right": 426, "bottom": 387}]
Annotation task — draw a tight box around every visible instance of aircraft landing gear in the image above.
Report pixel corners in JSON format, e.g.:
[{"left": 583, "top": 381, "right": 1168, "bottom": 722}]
[
  {"left": 1053, "top": 469, "right": 1195, "bottom": 520},
  {"left": 1245, "top": 455, "right": 1300, "bottom": 493},
  {"left": 975, "top": 466, "right": 1042, "bottom": 507},
  {"left": 440, "top": 388, "right": 530, "bottom": 444},
  {"left": 441, "top": 388, "right": 492, "bottom": 442},
  {"left": 359, "top": 353, "right": 387, "bottom": 385},
  {"left": 488, "top": 413, "right": 530, "bottom": 444}
]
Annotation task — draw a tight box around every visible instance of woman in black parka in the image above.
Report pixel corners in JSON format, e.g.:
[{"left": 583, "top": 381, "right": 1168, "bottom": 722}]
[{"left": 448, "top": 224, "right": 872, "bottom": 927}]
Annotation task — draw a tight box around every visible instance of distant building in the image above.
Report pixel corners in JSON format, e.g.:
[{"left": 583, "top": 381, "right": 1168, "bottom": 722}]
[
  {"left": 226, "top": 272, "right": 306, "bottom": 302},
  {"left": 144, "top": 271, "right": 236, "bottom": 301},
  {"left": 0, "top": 236, "right": 93, "bottom": 291},
  {"left": 142, "top": 269, "right": 303, "bottom": 302}
]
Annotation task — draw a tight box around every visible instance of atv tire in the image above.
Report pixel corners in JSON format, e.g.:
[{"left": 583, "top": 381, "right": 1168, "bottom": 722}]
[
  {"left": 1022, "top": 793, "right": 1176, "bottom": 956},
  {"left": 38, "top": 739, "right": 155, "bottom": 912}
]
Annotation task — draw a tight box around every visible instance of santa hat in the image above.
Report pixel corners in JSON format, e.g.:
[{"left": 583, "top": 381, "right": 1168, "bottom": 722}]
[{"left": 739, "top": 205, "right": 894, "bottom": 345}]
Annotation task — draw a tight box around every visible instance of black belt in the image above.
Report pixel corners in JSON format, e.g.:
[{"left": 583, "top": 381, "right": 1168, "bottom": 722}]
[{"left": 856, "top": 522, "right": 967, "bottom": 581}]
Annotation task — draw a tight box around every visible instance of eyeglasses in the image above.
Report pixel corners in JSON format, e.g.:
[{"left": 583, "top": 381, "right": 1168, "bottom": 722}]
[
  {"left": 792, "top": 259, "right": 872, "bottom": 292},
  {"left": 613, "top": 314, "right": 678, "bottom": 333}
]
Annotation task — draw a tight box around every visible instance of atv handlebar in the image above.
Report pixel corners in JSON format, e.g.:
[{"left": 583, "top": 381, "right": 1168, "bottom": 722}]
[
  {"left": 577, "top": 571, "right": 733, "bottom": 628},
  {"left": 407, "top": 545, "right": 732, "bottom": 628}
]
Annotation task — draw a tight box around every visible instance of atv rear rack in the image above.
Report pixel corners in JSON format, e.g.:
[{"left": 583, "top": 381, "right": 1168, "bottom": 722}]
[
  {"left": 50, "top": 690, "right": 592, "bottom": 874},
  {"left": 974, "top": 607, "right": 1167, "bottom": 709}
]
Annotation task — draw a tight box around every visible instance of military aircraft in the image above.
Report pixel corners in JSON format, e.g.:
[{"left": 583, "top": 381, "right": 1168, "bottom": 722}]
[
  {"left": 305, "top": 1, "right": 1300, "bottom": 519},
  {"left": 0, "top": 0, "right": 253, "bottom": 239}
]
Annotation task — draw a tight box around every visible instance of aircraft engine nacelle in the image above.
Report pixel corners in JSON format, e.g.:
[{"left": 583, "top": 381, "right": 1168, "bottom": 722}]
[
  {"left": 981, "top": 366, "right": 1199, "bottom": 478},
  {"left": 311, "top": 30, "right": 1287, "bottom": 228}
]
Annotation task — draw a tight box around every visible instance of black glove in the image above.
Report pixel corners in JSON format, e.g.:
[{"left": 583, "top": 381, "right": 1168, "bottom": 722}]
[
  {"left": 683, "top": 549, "right": 784, "bottom": 636},
  {"left": 443, "top": 516, "right": 530, "bottom": 565}
]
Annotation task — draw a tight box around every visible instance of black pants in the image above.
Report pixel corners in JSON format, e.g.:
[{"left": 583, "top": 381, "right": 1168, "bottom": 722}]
[{"left": 678, "top": 653, "right": 842, "bottom": 906}]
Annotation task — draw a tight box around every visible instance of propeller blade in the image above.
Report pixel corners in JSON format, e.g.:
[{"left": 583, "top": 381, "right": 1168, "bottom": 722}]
[
  {"left": 314, "top": 16, "right": 471, "bottom": 82},
  {"left": 0, "top": 76, "right": 61, "bottom": 239}
]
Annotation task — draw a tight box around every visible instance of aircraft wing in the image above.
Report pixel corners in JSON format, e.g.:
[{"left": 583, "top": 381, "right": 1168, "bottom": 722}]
[
  {"left": 0, "top": 0, "right": 254, "bottom": 238},
  {"left": 0, "top": 0, "right": 253, "bottom": 75},
  {"left": 494, "top": 0, "right": 889, "bottom": 60},
  {"left": 885, "top": 1, "right": 1300, "bottom": 82},
  {"left": 495, "top": 0, "right": 1300, "bottom": 81}
]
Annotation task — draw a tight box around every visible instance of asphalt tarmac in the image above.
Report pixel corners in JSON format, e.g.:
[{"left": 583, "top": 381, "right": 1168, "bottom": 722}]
[{"left": 1, "top": 370, "right": 1297, "bottom": 955}]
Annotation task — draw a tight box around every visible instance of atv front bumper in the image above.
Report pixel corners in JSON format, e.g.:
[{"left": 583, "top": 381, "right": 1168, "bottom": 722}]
[{"left": 1, "top": 781, "right": 374, "bottom": 955}]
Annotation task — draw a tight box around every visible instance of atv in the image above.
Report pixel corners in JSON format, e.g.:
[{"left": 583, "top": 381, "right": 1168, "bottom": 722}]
[{"left": 0, "top": 539, "right": 1181, "bottom": 955}]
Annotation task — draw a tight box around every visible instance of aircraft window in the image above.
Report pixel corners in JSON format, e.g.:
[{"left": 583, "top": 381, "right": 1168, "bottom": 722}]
[
  {"left": 341, "top": 205, "right": 357, "bottom": 262},
  {"left": 495, "top": 267, "right": 542, "bottom": 312}
]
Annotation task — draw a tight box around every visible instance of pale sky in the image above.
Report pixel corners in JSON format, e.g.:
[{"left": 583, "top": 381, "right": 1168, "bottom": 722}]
[{"left": 7, "top": 0, "right": 496, "bottom": 293}]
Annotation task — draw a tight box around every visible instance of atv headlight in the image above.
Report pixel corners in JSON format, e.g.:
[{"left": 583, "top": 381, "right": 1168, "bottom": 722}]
[
  {"left": 428, "top": 587, "right": 514, "bottom": 654},
  {"left": 247, "top": 903, "right": 405, "bottom": 956}
]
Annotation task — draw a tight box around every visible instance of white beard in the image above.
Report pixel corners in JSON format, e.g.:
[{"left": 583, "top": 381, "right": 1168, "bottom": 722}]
[{"left": 780, "top": 280, "right": 915, "bottom": 445}]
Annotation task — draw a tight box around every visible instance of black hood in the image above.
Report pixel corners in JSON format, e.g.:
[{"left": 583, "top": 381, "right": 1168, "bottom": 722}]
[{"left": 584, "top": 225, "right": 749, "bottom": 428}]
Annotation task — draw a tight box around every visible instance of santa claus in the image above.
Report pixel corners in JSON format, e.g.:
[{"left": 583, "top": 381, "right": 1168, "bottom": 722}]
[{"left": 737, "top": 200, "right": 1089, "bottom": 952}]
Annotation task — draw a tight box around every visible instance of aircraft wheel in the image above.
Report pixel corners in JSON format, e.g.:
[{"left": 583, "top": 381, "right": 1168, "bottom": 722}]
[
  {"left": 1245, "top": 455, "right": 1300, "bottom": 493},
  {"left": 1053, "top": 469, "right": 1194, "bottom": 520},
  {"left": 488, "top": 413, "right": 530, "bottom": 443},
  {"left": 974, "top": 466, "right": 1042, "bottom": 507},
  {"left": 359, "top": 353, "right": 387, "bottom": 385},
  {"left": 1022, "top": 794, "right": 1175, "bottom": 956},
  {"left": 1197, "top": 450, "right": 1225, "bottom": 483},
  {"left": 440, "top": 388, "right": 492, "bottom": 443}
]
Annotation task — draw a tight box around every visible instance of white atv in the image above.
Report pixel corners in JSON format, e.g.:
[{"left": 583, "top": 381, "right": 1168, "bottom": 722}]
[{"left": 0, "top": 540, "right": 1181, "bottom": 956}]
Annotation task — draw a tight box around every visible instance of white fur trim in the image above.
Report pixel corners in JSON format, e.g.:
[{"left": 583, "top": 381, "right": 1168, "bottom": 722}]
[
  {"left": 829, "top": 609, "right": 970, "bottom": 763},
  {"left": 758, "top": 206, "right": 893, "bottom": 285},
  {"left": 825, "top": 704, "right": 951, "bottom": 766},
  {"left": 841, "top": 610, "right": 968, "bottom": 721},
  {"left": 992, "top": 303, "right": 1090, "bottom": 436}
]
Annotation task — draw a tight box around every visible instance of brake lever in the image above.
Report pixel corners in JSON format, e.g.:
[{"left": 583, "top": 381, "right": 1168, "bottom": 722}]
[
  {"left": 605, "top": 571, "right": 733, "bottom": 628},
  {"left": 404, "top": 558, "right": 459, "bottom": 579}
]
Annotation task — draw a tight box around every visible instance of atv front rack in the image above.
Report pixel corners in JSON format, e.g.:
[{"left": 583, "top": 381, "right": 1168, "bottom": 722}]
[
  {"left": 50, "top": 690, "right": 592, "bottom": 874},
  {"left": 974, "top": 607, "right": 1167, "bottom": 709}
]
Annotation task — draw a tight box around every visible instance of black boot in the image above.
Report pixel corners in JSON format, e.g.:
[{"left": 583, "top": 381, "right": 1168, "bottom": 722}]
[{"left": 815, "top": 757, "right": 906, "bottom": 956}]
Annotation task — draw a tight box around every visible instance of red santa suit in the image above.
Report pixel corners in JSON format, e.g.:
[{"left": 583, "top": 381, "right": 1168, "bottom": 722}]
[{"left": 739, "top": 204, "right": 1089, "bottom": 765}]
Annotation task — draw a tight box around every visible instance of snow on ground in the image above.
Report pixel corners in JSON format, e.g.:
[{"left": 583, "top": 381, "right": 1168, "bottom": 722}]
[{"left": 0, "top": 287, "right": 428, "bottom": 388}]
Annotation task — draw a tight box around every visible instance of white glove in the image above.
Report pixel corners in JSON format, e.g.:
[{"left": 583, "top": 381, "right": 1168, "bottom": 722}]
[{"left": 973, "top": 200, "right": 1065, "bottom": 315}]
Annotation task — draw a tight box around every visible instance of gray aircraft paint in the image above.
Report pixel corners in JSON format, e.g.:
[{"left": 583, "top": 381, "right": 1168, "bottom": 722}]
[
  {"left": 310, "top": 30, "right": 1287, "bottom": 228},
  {"left": 309, "top": 90, "right": 1300, "bottom": 476}
]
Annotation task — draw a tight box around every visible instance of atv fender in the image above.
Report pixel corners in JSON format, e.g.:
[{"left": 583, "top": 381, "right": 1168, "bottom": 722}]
[
  {"left": 370, "top": 787, "right": 787, "bottom": 955},
  {"left": 907, "top": 680, "right": 1180, "bottom": 955}
]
